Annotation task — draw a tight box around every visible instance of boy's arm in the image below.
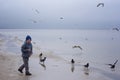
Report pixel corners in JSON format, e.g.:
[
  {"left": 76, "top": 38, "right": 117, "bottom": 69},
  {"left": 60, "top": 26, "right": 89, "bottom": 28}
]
[
  {"left": 29, "top": 44, "right": 33, "bottom": 57},
  {"left": 21, "top": 44, "right": 29, "bottom": 53}
]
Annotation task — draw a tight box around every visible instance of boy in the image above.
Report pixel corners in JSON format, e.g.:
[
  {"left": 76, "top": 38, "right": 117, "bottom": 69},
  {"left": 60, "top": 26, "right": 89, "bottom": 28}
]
[{"left": 18, "top": 35, "right": 33, "bottom": 76}]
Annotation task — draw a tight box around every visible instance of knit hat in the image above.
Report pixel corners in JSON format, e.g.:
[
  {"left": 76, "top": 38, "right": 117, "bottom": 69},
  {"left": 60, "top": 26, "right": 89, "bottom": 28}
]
[{"left": 26, "top": 35, "right": 32, "bottom": 41}]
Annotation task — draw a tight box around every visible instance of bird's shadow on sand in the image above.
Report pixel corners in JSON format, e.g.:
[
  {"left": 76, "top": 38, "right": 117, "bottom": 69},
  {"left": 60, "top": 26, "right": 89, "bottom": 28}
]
[
  {"left": 71, "top": 63, "right": 75, "bottom": 72},
  {"left": 39, "top": 63, "right": 46, "bottom": 70},
  {"left": 83, "top": 67, "right": 89, "bottom": 76}
]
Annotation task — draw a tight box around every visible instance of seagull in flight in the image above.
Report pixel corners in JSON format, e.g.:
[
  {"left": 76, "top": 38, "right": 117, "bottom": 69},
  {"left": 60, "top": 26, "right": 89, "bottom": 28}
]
[
  {"left": 60, "top": 17, "right": 64, "bottom": 19},
  {"left": 71, "top": 59, "right": 75, "bottom": 64},
  {"left": 113, "top": 28, "right": 119, "bottom": 31},
  {"left": 35, "top": 9, "right": 40, "bottom": 14},
  {"left": 107, "top": 60, "right": 118, "bottom": 69},
  {"left": 31, "top": 20, "right": 37, "bottom": 23},
  {"left": 97, "top": 3, "right": 104, "bottom": 7},
  {"left": 72, "top": 45, "right": 83, "bottom": 50}
]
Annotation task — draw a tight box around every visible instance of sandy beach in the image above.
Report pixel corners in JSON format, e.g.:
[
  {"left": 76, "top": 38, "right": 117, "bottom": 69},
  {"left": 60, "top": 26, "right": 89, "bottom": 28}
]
[{"left": 0, "top": 29, "right": 120, "bottom": 80}]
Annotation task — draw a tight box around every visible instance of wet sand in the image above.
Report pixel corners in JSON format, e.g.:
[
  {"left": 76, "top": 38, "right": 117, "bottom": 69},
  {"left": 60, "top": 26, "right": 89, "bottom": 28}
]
[
  {"left": 0, "top": 52, "right": 23, "bottom": 80},
  {"left": 1, "top": 51, "right": 119, "bottom": 80}
]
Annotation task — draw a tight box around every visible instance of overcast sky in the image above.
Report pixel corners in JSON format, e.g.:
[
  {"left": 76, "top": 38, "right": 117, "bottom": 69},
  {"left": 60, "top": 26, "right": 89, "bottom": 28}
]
[{"left": 0, "top": 0, "right": 120, "bottom": 29}]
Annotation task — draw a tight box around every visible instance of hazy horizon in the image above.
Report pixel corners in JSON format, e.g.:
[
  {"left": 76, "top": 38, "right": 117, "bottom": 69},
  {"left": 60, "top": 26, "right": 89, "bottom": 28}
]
[{"left": 0, "top": 0, "right": 120, "bottom": 29}]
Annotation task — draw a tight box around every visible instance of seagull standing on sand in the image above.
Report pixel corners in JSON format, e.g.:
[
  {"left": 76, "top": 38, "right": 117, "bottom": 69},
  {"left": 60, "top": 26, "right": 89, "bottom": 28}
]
[
  {"left": 71, "top": 59, "right": 75, "bottom": 72},
  {"left": 84, "top": 63, "right": 89, "bottom": 68},
  {"left": 71, "top": 59, "right": 75, "bottom": 64},
  {"left": 39, "top": 53, "right": 43, "bottom": 58}
]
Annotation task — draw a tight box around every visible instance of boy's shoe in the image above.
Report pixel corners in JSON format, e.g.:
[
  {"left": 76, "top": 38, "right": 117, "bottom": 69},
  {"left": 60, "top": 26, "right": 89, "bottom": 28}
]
[
  {"left": 26, "top": 72, "right": 32, "bottom": 76},
  {"left": 18, "top": 69, "right": 23, "bottom": 73}
]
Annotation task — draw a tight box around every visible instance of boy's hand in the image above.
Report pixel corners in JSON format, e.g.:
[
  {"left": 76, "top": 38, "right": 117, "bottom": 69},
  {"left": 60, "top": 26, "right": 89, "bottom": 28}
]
[
  {"left": 29, "top": 52, "right": 33, "bottom": 57},
  {"left": 26, "top": 49, "right": 31, "bottom": 52}
]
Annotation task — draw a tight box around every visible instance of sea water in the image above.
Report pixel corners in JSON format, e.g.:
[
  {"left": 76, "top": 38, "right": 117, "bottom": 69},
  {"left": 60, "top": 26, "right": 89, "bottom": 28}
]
[{"left": 1, "top": 29, "right": 120, "bottom": 60}]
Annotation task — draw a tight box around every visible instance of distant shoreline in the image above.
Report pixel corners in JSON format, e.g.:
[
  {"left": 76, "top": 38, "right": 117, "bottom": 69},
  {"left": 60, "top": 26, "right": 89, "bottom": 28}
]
[{"left": 0, "top": 28, "right": 112, "bottom": 31}]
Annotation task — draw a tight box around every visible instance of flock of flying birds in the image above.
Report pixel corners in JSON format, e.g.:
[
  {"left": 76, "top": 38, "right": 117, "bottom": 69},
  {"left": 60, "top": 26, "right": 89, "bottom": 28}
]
[{"left": 30, "top": 2, "right": 105, "bottom": 23}]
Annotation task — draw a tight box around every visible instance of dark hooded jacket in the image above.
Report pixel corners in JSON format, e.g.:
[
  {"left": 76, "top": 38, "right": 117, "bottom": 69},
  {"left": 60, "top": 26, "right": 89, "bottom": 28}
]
[{"left": 21, "top": 42, "right": 33, "bottom": 58}]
